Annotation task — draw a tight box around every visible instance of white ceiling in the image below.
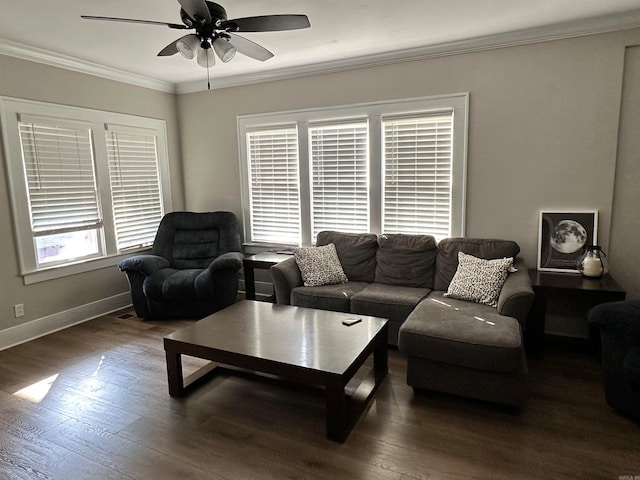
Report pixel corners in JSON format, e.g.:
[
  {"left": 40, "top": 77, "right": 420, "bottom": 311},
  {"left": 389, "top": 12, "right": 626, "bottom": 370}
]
[{"left": 1, "top": 0, "right": 640, "bottom": 93}]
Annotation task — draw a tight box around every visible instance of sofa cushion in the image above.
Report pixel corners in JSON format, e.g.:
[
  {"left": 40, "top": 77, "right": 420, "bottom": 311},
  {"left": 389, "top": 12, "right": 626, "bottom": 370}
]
[
  {"left": 291, "top": 281, "right": 369, "bottom": 312},
  {"left": 351, "top": 283, "right": 431, "bottom": 323},
  {"left": 293, "top": 243, "right": 348, "bottom": 287},
  {"left": 398, "top": 291, "right": 524, "bottom": 373},
  {"left": 434, "top": 238, "right": 521, "bottom": 291},
  {"left": 317, "top": 231, "right": 378, "bottom": 283},
  {"left": 374, "top": 234, "right": 437, "bottom": 288},
  {"left": 152, "top": 211, "right": 240, "bottom": 269},
  {"left": 444, "top": 252, "right": 514, "bottom": 307}
]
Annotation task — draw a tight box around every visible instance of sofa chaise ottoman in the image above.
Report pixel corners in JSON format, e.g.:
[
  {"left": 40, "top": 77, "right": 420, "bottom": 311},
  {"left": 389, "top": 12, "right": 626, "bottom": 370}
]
[{"left": 399, "top": 292, "right": 529, "bottom": 406}]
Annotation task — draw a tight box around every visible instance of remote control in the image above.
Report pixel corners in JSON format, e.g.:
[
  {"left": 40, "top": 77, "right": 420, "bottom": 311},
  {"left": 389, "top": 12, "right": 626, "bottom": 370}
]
[{"left": 342, "top": 317, "right": 362, "bottom": 326}]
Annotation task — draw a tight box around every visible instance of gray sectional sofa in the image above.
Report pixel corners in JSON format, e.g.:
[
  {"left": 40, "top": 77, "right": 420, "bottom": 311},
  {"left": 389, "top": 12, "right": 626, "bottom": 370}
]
[{"left": 270, "top": 230, "right": 535, "bottom": 406}]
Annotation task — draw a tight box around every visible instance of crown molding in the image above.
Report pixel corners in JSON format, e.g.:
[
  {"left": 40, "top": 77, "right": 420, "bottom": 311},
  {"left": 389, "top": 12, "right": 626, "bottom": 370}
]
[
  {"left": 0, "top": 38, "right": 176, "bottom": 94},
  {"left": 2, "top": 9, "right": 640, "bottom": 96},
  {"left": 177, "top": 10, "right": 640, "bottom": 94}
]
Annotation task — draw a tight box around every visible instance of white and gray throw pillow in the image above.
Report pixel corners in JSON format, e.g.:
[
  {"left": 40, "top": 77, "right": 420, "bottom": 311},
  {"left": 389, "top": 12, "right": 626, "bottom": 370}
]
[
  {"left": 444, "top": 252, "right": 513, "bottom": 307},
  {"left": 293, "top": 243, "right": 348, "bottom": 287}
]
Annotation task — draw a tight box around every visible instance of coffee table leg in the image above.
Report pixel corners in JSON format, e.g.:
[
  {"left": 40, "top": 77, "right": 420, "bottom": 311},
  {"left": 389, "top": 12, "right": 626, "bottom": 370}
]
[
  {"left": 165, "top": 349, "right": 184, "bottom": 397},
  {"left": 374, "top": 334, "right": 388, "bottom": 374},
  {"left": 325, "top": 377, "right": 347, "bottom": 442}
]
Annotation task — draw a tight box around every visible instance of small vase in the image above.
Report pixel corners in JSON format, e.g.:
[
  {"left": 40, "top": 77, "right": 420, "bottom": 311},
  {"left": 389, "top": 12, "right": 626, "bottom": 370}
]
[{"left": 577, "top": 245, "right": 607, "bottom": 278}]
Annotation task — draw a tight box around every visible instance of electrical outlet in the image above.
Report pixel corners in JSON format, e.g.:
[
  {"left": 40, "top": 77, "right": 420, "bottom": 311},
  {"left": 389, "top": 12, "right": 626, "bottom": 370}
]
[{"left": 14, "top": 304, "right": 24, "bottom": 318}]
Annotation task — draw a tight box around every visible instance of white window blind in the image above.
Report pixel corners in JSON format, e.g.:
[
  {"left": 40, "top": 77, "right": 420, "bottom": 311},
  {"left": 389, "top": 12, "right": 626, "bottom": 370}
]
[
  {"left": 309, "top": 121, "right": 369, "bottom": 240},
  {"left": 247, "top": 127, "right": 301, "bottom": 244},
  {"left": 238, "top": 94, "right": 467, "bottom": 250},
  {"left": 383, "top": 112, "right": 454, "bottom": 239},
  {"left": 18, "top": 116, "right": 101, "bottom": 236},
  {"left": 106, "top": 125, "right": 164, "bottom": 250}
]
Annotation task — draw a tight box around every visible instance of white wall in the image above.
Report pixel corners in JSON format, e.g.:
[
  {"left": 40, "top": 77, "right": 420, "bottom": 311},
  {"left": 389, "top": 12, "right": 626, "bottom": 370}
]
[{"left": 177, "top": 28, "right": 640, "bottom": 299}]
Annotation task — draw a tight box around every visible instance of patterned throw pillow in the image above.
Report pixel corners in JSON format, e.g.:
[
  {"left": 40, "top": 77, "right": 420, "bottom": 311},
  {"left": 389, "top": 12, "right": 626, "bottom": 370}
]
[
  {"left": 293, "top": 243, "right": 348, "bottom": 287},
  {"left": 444, "top": 252, "right": 514, "bottom": 307}
]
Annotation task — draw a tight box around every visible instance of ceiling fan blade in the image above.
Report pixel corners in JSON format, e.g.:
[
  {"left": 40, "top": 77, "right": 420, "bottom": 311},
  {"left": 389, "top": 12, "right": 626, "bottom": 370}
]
[
  {"left": 227, "top": 33, "right": 274, "bottom": 61},
  {"left": 158, "top": 39, "right": 181, "bottom": 57},
  {"left": 221, "top": 15, "right": 310, "bottom": 32},
  {"left": 81, "top": 15, "right": 188, "bottom": 30},
  {"left": 178, "top": 0, "right": 211, "bottom": 23}
]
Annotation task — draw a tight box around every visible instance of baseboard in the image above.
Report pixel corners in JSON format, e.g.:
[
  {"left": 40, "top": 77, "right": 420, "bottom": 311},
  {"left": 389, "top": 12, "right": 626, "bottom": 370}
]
[{"left": 0, "top": 292, "right": 132, "bottom": 351}]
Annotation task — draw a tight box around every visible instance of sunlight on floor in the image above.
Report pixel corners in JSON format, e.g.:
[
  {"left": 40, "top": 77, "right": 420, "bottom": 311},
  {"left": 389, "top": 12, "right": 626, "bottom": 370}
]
[
  {"left": 13, "top": 373, "right": 59, "bottom": 403},
  {"left": 12, "top": 355, "right": 106, "bottom": 403},
  {"left": 92, "top": 355, "right": 105, "bottom": 376}
]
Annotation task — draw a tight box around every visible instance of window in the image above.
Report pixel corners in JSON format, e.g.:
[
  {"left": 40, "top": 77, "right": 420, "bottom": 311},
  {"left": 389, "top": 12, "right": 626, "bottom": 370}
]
[
  {"left": 106, "top": 125, "right": 164, "bottom": 250},
  {"left": 238, "top": 93, "right": 468, "bottom": 249},
  {"left": 246, "top": 127, "right": 300, "bottom": 244},
  {"left": 382, "top": 113, "right": 453, "bottom": 237},
  {"left": 309, "top": 121, "right": 369, "bottom": 238},
  {"left": 0, "top": 97, "right": 171, "bottom": 283},
  {"left": 18, "top": 117, "right": 103, "bottom": 266}
]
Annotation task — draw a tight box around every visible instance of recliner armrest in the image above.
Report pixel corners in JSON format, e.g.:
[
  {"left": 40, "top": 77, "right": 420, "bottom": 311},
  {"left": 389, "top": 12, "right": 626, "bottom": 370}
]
[
  {"left": 207, "top": 251, "right": 244, "bottom": 272},
  {"left": 588, "top": 300, "right": 640, "bottom": 343},
  {"left": 118, "top": 254, "right": 170, "bottom": 275},
  {"left": 270, "top": 256, "right": 303, "bottom": 305},
  {"left": 196, "top": 252, "right": 244, "bottom": 294},
  {"left": 497, "top": 259, "right": 534, "bottom": 329}
]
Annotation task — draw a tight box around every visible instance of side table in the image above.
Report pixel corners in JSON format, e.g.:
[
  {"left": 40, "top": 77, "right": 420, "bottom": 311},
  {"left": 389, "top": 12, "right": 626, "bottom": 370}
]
[
  {"left": 243, "top": 252, "right": 291, "bottom": 300},
  {"left": 526, "top": 269, "right": 626, "bottom": 357}
]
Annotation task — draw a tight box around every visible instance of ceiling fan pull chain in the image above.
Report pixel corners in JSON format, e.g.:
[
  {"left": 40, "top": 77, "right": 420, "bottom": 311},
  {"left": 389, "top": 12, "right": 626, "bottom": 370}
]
[{"left": 207, "top": 56, "right": 211, "bottom": 90}]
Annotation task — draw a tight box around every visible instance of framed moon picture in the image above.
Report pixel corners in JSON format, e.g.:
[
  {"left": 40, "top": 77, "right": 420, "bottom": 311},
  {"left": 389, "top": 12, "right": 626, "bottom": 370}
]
[{"left": 537, "top": 210, "right": 598, "bottom": 273}]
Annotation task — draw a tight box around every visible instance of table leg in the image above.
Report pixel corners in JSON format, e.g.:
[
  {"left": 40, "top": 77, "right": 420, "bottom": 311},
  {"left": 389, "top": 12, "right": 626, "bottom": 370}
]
[
  {"left": 165, "top": 349, "right": 184, "bottom": 397},
  {"left": 526, "top": 295, "right": 546, "bottom": 358},
  {"left": 244, "top": 263, "right": 256, "bottom": 300},
  {"left": 325, "top": 377, "right": 347, "bottom": 442},
  {"left": 325, "top": 331, "right": 388, "bottom": 443},
  {"left": 374, "top": 329, "right": 388, "bottom": 375}
]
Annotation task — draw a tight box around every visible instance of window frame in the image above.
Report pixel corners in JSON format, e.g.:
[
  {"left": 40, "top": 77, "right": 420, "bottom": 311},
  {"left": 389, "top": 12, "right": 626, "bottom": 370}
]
[
  {"left": 238, "top": 93, "right": 468, "bottom": 251},
  {"left": 0, "top": 96, "right": 172, "bottom": 284}
]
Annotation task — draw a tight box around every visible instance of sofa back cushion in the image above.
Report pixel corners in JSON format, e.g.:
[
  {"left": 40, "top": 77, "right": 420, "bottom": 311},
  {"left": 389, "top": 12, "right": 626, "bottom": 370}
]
[
  {"left": 434, "top": 237, "right": 521, "bottom": 291},
  {"left": 152, "top": 211, "right": 240, "bottom": 269},
  {"left": 375, "top": 234, "right": 437, "bottom": 288},
  {"left": 316, "top": 231, "right": 378, "bottom": 282}
]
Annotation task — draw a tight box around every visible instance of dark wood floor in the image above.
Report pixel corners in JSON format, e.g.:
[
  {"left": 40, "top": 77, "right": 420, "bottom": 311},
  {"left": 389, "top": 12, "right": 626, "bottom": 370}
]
[{"left": 0, "top": 306, "right": 638, "bottom": 480}]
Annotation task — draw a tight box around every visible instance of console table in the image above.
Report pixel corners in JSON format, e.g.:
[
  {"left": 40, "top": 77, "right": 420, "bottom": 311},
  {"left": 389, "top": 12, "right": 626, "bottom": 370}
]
[
  {"left": 526, "top": 269, "right": 626, "bottom": 357},
  {"left": 243, "top": 252, "right": 291, "bottom": 300}
]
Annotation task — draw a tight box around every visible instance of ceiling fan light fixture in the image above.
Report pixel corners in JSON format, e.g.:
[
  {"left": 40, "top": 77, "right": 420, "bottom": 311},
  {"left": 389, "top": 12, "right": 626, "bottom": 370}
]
[
  {"left": 213, "top": 37, "right": 236, "bottom": 63},
  {"left": 176, "top": 34, "right": 199, "bottom": 59},
  {"left": 196, "top": 44, "right": 216, "bottom": 68}
]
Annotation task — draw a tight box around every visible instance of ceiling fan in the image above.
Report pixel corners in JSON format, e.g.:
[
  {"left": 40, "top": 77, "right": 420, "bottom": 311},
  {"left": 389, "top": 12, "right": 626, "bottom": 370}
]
[{"left": 81, "top": 0, "right": 310, "bottom": 71}]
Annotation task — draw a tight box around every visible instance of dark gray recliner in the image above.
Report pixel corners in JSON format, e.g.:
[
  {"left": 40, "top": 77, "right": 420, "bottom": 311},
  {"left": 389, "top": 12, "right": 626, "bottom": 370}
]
[
  {"left": 588, "top": 300, "right": 640, "bottom": 422},
  {"left": 118, "top": 211, "right": 243, "bottom": 319}
]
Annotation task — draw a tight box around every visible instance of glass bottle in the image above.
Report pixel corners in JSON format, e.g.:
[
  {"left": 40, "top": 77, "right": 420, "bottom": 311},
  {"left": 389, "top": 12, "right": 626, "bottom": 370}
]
[{"left": 577, "top": 245, "right": 607, "bottom": 278}]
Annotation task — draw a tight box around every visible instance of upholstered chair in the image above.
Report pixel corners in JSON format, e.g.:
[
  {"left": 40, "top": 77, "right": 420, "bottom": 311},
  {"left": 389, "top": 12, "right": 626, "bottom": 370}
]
[
  {"left": 588, "top": 300, "right": 640, "bottom": 422},
  {"left": 118, "top": 211, "right": 243, "bottom": 319}
]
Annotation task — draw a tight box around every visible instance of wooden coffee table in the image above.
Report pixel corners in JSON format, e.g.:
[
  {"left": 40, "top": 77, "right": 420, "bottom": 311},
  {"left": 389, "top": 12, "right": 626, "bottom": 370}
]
[{"left": 163, "top": 300, "right": 389, "bottom": 442}]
